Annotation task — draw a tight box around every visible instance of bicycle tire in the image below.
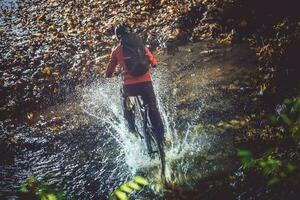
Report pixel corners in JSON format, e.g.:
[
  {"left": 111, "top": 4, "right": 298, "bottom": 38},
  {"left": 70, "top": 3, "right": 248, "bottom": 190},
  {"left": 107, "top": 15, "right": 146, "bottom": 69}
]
[
  {"left": 133, "top": 97, "right": 166, "bottom": 177},
  {"left": 144, "top": 104, "right": 166, "bottom": 178}
]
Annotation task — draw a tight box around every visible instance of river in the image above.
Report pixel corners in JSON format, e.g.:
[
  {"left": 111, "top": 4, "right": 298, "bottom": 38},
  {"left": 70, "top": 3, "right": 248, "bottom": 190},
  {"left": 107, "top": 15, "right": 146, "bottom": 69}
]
[{"left": 0, "top": 41, "right": 256, "bottom": 199}]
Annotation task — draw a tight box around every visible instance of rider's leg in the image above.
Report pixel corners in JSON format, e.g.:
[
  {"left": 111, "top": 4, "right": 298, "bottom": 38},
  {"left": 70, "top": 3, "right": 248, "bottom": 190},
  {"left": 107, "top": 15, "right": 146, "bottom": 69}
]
[
  {"left": 121, "top": 92, "right": 136, "bottom": 133},
  {"left": 141, "top": 83, "right": 165, "bottom": 142},
  {"left": 122, "top": 82, "right": 164, "bottom": 139}
]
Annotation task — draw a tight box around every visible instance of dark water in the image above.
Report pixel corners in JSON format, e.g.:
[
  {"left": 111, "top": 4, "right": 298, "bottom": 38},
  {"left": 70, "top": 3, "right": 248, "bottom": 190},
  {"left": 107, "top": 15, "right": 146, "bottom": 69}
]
[{"left": 0, "top": 122, "right": 130, "bottom": 199}]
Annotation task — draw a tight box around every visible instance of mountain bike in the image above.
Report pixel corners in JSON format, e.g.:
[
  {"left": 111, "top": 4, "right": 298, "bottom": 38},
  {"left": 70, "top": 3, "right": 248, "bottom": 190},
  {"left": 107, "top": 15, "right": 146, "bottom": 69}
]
[{"left": 126, "top": 95, "right": 166, "bottom": 178}]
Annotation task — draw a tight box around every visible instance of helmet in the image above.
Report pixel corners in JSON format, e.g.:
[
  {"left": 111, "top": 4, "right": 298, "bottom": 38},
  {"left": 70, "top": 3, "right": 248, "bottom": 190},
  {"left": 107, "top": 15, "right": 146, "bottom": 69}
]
[{"left": 114, "top": 23, "right": 130, "bottom": 40}]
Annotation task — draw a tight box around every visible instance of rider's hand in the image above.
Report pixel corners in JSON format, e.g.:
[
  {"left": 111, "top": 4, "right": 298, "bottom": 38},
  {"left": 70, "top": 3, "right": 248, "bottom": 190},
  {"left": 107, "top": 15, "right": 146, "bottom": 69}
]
[{"left": 152, "top": 64, "right": 157, "bottom": 68}]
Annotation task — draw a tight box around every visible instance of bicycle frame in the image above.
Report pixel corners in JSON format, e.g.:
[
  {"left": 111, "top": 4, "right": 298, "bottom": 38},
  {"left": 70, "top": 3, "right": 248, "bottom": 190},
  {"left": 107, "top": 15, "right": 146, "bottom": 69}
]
[
  {"left": 127, "top": 96, "right": 155, "bottom": 153},
  {"left": 126, "top": 95, "right": 166, "bottom": 178}
]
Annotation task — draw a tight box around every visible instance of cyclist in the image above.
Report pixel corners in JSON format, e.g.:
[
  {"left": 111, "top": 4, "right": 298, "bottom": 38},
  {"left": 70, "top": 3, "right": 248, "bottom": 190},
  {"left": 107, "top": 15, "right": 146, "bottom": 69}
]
[{"left": 105, "top": 23, "right": 164, "bottom": 143}]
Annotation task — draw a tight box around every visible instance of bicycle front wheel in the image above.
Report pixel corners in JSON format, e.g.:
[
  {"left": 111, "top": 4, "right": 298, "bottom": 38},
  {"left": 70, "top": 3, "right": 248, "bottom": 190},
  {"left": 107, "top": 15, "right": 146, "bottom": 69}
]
[{"left": 152, "top": 132, "right": 166, "bottom": 179}]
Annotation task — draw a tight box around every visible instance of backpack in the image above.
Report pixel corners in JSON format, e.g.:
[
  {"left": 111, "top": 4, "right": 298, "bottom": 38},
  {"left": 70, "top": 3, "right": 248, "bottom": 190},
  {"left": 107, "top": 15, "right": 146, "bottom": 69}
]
[{"left": 121, "top": 33, "right": 150, "bottom": 76}]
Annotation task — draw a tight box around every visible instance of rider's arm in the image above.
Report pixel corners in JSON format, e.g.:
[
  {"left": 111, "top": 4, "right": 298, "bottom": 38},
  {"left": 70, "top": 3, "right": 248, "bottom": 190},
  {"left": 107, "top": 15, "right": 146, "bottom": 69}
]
[
  {"left": 145, "top": 48, "right": 157, "bottom": 68},
  {"left": 105, "top": 50, "right": 118, "bottom": 78}
]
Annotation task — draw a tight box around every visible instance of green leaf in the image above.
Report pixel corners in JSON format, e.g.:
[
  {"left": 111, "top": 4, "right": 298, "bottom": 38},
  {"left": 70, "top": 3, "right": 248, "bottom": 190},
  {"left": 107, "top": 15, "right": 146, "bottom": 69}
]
[
  {"left": 55, "top": 191, "right": 65, "bottom": 200},
  {"left": 291, "top": 98, "right": 300, "bottom": 113},
  {"left": 237, "top": 149, "right": 255, "bottom": 169},
  {"left": 287, "top": 163, "right": 296, "bottom": 173},
  {"left": 115, "top": 190, "right": 128, "bottom": 200},
  {"left": 133, "top": 176, "right": 149, "bottom": 186},
  {"left": 258, "top": 160, "right": 267, "bottom": 168},
  {"left": 290, "top": 124, "right": 300, "bottom": 138},
  {"left": 38, "top": 187, "right": 46, "bottom": 198},
  {"left": 267, "top": 159, "right": 281, "bottom": 166},
  {"left": 242, "top": 158, "right": 255, "bottom": 169},
  {"left": 292, "top": 119, "right": 300, "bottom": 137},
  {"left": 41, "top": 194, "right": 57, "bottom": 200},
  {"left": 19, "top": 183, "right": 29, "bottom": 193},
  {"left": 267, "top": 176, "right": 280, "bottom": 186},
  {"left": 267, "top": 114, "right": 278, "bottom": 124},
  {"left": 283, "top": 98, "right": 293, "bottom": 105},
  {"left": 280, "top": 114, "right": 292, "bottom": 125},
  {"left": 127, "top": 181, "right": 141, "bottom": 190},
  {"left": 110, "top": 176, "right": 150, "bottom": 199},
  {"left": 120, "top": 183, "right": 133, "bottom": 194},
  {"left": 279, "top": 172, "right": 287, "bottom": 178},
  {"left": 237, "top": 149, "right": 252, "bottom": 157},
  {"left": 47, "top": 194, "right": 58, "bottom": 200}
]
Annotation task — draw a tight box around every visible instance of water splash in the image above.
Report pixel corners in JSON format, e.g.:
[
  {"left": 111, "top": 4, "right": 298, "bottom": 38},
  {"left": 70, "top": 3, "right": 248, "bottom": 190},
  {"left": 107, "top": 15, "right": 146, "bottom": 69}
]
[
  {"left": 80, "top": 69, "right": 222, "bottom": 192},
  {"left": 0, "top": 64, "right": 236, "bottom": 199}
]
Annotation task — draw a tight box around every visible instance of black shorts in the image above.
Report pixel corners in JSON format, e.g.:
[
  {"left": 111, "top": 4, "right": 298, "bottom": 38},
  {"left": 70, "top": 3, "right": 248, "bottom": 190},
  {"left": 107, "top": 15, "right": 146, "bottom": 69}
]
[{"left": 122, "top": 81, "right": 157, "bottom": 107}]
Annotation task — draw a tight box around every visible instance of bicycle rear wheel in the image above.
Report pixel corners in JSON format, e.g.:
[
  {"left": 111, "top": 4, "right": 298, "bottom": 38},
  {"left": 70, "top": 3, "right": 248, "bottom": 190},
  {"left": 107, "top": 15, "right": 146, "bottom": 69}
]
[
  {"left": 134, "top": 97, "right": 166, "bottom": 178},
  {"left": 144, "top": 105, "right": 166, "bottom": 178},
  {"left": 134, "top": 98, "right": 153, "bottom": 155}
]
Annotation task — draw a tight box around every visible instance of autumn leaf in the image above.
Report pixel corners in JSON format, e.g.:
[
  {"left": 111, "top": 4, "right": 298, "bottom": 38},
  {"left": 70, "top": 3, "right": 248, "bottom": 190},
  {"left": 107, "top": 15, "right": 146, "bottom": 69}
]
[
  {"left": 144, "top": 0, "right": 150, "bottom": 5},
  {"left": 49, "top": 125, "right": 62, "bottom": 132},
  {"left": 240, "top": 20, "right": 247, "bottom": 28},
  {"left": 27, "top": 112, "right": 34, "bottom": 120},
  {"left": 259, "top": 84, "right": 267, "bottom": 95},
  {"left": 172, "top": 28, "right": 182, "bottom": 38},
  {"left": 10, "top": 138, "right": 19, "bottom": 145},
  {"left": 219, "top": 34, "right": 232, "bottom": 45},
  {"left": 41, "top": 67, "right": 53, "bottom": 75},
  {"left": 36, "top": 15, "right": 45, "bottom": 21}
]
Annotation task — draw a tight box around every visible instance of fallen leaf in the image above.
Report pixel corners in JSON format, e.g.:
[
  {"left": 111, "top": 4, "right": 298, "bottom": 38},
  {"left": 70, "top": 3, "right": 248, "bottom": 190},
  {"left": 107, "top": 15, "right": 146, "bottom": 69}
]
[{"left": 27, "top": 112, "right": 34, "bottom": 120}]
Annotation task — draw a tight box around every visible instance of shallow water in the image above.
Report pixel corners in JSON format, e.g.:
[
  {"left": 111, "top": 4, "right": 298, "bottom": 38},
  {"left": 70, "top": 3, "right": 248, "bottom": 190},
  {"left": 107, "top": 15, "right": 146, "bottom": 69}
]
[{"left": 0, "top": 41, "right": 255, "bottom": 199}]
